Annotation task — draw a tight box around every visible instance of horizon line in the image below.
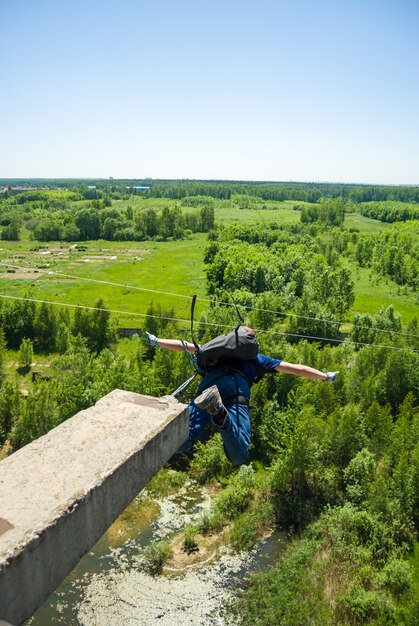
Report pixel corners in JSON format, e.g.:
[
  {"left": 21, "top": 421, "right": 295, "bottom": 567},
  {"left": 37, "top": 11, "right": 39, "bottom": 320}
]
[{"left": 1, "top": 177, "right": 418, "bottom": 187}]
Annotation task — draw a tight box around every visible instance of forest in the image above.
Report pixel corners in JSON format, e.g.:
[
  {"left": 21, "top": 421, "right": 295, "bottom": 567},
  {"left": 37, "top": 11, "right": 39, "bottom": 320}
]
[{"left": 0, "top": 179, "right": 418, "bottom": 625}]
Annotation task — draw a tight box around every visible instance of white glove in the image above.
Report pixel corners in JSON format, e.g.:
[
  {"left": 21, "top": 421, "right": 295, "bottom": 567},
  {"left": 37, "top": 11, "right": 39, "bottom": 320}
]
[
  {"left": 146, "top": 332, "right": 158, "bottom": 347},
  {"left": 325, "top": 371, "right": 339, "bottom": 383}
]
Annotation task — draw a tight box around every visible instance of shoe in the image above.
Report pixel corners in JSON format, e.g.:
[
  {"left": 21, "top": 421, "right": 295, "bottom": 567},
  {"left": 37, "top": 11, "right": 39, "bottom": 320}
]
[{"left": 194, "top": 385, "right": 224, "bottom": 416}]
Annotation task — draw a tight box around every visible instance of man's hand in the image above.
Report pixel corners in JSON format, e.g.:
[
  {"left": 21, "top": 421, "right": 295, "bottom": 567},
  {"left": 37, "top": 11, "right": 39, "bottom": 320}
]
[
  {"left": 146, "top": 332, "right": 158, "bottom": 347},
  {"left": 325, "top": 371, "right": 339, "bottom": 383}
]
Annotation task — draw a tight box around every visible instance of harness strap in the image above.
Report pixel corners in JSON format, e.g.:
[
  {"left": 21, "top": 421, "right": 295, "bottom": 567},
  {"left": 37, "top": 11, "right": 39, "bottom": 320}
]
[
  {"left": 190, "top": 294, "right": 199, "bottom": 351},
  {"left": 181, "top": 338, "right": 203, "bottom": 373}
]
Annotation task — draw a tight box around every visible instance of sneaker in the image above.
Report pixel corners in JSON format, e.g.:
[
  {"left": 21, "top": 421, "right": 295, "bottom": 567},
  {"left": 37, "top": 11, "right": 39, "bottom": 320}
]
[{"left": 194, "top": 385, "right": 224, "bottom": 416}]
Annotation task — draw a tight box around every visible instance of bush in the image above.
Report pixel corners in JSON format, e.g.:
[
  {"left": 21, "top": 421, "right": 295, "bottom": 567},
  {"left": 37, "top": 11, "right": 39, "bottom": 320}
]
[
  {"left": 226, "top": 538, "right": 327, "bottom": 626},
  {"left": 144, "top": 540, "right": 173, "bottom": 574},
  {"left": 189, "top": 433, "right": 232, "bottom": 483},
  {"left": 198, "top": 510, "right": 218, "bottom": 535},
  {"left": 183, "top": 525, "right": 199, "bottom": 554},
  {"left": 213, "top": 464, "right": 255, "bottom": 522},
  {"left": 169, "top": 470, "right": 188, "bottom": 488},
  {"left": 336, "top": 584, "right": 393, "bottom": 624},
  {"left": 344, "top": 448, "right": 375, "bottom": 505},
  {"left": 310, "top": 504, "right": 395, "bottom": 565},
  {"left": 377, "top": 558, "right": 413, "bottom": 597},
  {"left": 229, "top": 503, "right": 274, "bottom": 552}
]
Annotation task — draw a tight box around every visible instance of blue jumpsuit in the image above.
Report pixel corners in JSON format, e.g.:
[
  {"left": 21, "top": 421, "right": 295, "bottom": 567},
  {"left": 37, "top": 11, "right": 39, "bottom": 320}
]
[{"left": 178, "top": 354, "right": 281, "bottom": 465}]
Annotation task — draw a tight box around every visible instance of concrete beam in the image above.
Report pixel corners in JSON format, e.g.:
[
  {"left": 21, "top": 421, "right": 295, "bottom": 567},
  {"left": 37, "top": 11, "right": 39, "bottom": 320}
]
[{"left": 0, "top": 390, "right": 189, "bottom": 626}]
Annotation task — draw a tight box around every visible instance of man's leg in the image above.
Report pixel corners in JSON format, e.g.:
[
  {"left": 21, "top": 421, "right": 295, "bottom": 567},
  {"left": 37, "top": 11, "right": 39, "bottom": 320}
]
[
  {"left": 177, "top": 401, "right": 212, "bottom": 453},
  {"left": 218, "top": 403, "right": 250, "bottom": 466},
  {"left": 194, "top": 386, "right": 250, "bottom": 465}
]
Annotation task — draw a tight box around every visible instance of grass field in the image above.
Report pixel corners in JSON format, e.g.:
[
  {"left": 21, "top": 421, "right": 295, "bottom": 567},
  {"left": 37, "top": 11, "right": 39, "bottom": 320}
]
[
  {"left": 344, "top": 212, "right": 393, "bottom": 232},
  {"left": 350, "top": 265, "right": 418, "bottom": 323},
  {"left": 0, "top": 205, "right": 416, "bottom": 333},
  {"left": 0, "top": 236, "right": 208, "bottom": 327}
]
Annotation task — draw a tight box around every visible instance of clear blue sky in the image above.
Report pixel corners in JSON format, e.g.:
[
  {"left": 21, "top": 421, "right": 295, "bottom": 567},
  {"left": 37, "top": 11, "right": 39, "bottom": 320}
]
[{"left": 1, "top": 0, "right": 418, "bottom": 184}]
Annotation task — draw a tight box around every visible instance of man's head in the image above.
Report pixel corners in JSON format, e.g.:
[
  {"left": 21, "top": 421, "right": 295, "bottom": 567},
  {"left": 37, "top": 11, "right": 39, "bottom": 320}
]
[{"left": 243, "top": 326, "right": 255, "bottom": 335}]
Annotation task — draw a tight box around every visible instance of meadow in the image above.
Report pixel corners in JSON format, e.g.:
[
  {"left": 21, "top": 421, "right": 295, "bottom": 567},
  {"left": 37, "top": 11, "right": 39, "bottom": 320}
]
[{"left": 0, "top": 198, "right": 416, "bottom": 334}]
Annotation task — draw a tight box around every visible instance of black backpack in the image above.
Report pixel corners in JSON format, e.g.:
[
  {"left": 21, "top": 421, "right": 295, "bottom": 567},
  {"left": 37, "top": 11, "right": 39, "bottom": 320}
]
[
  {"left": 195, "top": 326, "right": 259, "bottom": 371},
  {"left": 188, "top": 295, "right": 259, "bottom": 372}
]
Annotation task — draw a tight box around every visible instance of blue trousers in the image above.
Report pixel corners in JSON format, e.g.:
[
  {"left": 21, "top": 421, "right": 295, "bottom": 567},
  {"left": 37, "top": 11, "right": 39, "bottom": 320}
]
[{"left": 178, "top": 369, "right": 251, "bottom": 466}]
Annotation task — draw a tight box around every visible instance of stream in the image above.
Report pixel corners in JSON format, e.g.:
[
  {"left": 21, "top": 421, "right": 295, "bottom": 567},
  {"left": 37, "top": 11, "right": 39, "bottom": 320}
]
[{"left": 25, "top": 480, "right": 287, "bottom": 625}]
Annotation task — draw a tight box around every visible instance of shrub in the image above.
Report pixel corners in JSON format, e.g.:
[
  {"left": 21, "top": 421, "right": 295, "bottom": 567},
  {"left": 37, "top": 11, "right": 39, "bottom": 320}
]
[
  {"left": 183, "top": 525, "right": 199, "bottom": 554},
  {"left": 310, "top": 504, "right": 395, "bottom": 565},
  {"left": 226, "top": 538, "right": 327, "bottom": 626},
  {"left": 377, "top": 558, "right": 413, "bottom": 597},
  {"left": 169, "top": 470, "right": 188, "bottom": 488},
  {"left": 144, "top": 540, "right": 173, "bottom": 574},
  {"left": 213, "top": 464, "right": 255, "bottom": 522},
  {"left": 189, "top": 433, "right": 232, "bottom": 483},
  {"left": 229, "top": 503, "right": 274, "bottom": 552},
  {"left": 198, "top": 510, "right": 218, "bottom": 535},
  {"left": 344, "top": 448, "right": 375, "bottom": 505},
  {"left": 336, "top": 584, "right": 393, "bottom": 624}
]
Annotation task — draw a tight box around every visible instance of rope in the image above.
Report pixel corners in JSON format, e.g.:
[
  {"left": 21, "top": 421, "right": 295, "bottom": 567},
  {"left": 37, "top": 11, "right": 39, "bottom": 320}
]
[
  {"left": 0, "top": 261, "right": 417, "bottom": 340},
  {"left": 0, "top": 293, "right": 416, "bottom": 353}
]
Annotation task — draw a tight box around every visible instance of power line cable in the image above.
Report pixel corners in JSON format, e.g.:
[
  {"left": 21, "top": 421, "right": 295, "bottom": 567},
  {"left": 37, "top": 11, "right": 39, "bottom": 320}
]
[
  {"left": 1, "top": 260, "right": 417, "bottom": 339},
  {"left": 0, "top": 293, "right": 416, "bottom": 353},
  {"left": 1, "top": 260, "right": 417, "bottom": 340}
]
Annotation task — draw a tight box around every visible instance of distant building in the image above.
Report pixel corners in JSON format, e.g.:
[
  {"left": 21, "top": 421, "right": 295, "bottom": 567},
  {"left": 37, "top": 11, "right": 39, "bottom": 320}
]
[
  {"left": 118, "top": 328, "right": 143, "bottom": 338},
  {"left": 125, "top": 185, "right": 151, "bottom": 191},
  {"left": 1, "top": 186, "right": 37, "bottom": 195}
]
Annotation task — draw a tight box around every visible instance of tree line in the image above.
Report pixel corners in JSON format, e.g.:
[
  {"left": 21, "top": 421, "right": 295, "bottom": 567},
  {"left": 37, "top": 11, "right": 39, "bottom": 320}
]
[
  {"left": 359, "top": 201, "right": 419, "bottom": 223},
  {"left": 3, "top": 178, "right": 419, "bottom": 203},
  {"left": 0, "top": 196, "right": 215, "bottom": 242}
]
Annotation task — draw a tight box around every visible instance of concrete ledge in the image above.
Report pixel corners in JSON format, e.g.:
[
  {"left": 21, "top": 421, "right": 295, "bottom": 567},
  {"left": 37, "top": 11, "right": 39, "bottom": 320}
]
[{"left": 0, "top": 390, "right": 189, "bottom": 625}]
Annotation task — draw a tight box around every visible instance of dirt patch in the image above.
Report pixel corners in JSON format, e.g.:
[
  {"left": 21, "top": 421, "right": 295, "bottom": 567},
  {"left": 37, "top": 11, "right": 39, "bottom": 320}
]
[
  {"left": 165, "top": 527, "right": 228, "bottom": 572},
  {"left": 0, "top": 271, "right": 40, "bottom": 279}
]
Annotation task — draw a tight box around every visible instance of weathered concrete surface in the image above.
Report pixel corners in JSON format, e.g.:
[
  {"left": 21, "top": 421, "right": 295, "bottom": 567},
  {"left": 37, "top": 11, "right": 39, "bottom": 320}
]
[{"left": 0, "top": 390, "right": 189, "bottom": 626}]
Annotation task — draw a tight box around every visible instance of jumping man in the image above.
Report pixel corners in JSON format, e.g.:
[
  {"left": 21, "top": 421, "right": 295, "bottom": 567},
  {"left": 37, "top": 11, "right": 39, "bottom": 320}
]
[{"left": 146, "top": 329, "right": 338, "bottom": 465}]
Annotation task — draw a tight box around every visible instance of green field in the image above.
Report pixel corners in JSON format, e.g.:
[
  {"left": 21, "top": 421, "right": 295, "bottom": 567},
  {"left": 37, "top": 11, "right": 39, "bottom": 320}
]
[
  {"left": 0, "top": 236, "right": 208, "bottom": 327},
  {"left": 351, "top": 265, "right": 418, "bottom": 322},
  {"left": 344, "top": 211, "right": 393, "bottom": 232},
  {"left": 0, "top": 204, "right": 417, "bottom": 330}
]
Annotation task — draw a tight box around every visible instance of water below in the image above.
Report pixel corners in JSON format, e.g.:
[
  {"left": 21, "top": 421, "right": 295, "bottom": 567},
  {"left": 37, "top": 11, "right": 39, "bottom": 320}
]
[{"left": 26, "top": 481, "right": 287, "bottom": 625}]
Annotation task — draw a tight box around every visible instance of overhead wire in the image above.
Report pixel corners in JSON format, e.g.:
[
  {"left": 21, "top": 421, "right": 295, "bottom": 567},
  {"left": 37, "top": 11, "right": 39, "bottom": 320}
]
[
  {"left": 0, "top": 260, "right": 418, "bottom": 340},
  {"left": 0, "top": 293, "right": 416, "bottom": 353}
]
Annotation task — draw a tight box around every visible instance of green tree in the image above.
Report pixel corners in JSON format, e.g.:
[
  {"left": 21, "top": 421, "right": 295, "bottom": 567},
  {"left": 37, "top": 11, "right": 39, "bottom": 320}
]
[
  {"left": 75, "top": 207, "right": 100, "bottom": 239},
  {"left": 18, "top": 338, "right": 33, "bottom": 369},
  {"left": 56, "top": 321, "right": 71, "bottom": 354},
  {"left": 1, "top": 213, "right": 22, "bottom": 240},
  {"left": 200, "top": 205, "right": 215, "bottom": 231},
  {"left": 2, "top": 299, "right": 36, "bottom": 349},
  {"left": 34, "top": 302, "right": 57, "bottom": 352},
  {"left": 72, "top": 307, "right": 92, "bottom": 340},
  {"left": 90, "top": 298, "right": 115, "bottom": 353},
  {"left": 0, "top": 380, "right": 21, "bottom": 444},
  {"left": 10, "top": 381, "right": 59, "bottom": 449},
  {"left": 0, "top": 328, "right": 6, "bottom": 387}
]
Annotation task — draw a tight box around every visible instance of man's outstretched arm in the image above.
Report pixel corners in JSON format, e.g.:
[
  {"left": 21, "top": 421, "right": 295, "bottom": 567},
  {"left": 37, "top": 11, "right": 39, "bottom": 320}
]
[
  {"left": 145, "top": 332, "right": 197, "bottom": 353},
  {"left": 275, "top": 361, "right": 338, "bottom": 382}
]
